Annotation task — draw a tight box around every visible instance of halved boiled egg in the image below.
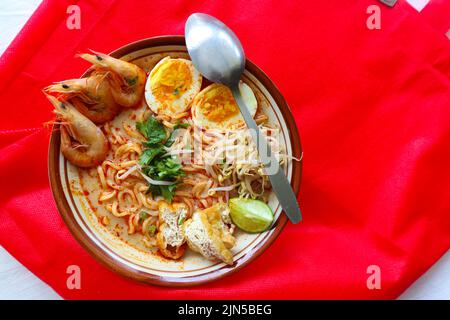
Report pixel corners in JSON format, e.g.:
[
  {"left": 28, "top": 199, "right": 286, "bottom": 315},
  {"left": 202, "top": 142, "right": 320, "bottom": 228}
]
[
  {"left": 192, "top": 82, "right": 257, "bottom": 130},
  {"left": 145, "top": 57, "right": 202, "bottom": 115}
]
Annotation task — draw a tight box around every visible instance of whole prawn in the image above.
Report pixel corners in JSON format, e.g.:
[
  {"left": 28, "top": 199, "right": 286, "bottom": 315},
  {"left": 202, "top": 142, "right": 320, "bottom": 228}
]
[
  {"left": 79, "top": 51, "right": 146, "bottom": 108},
  {"left": 45, "top": 73, "right": 119, "bottom": 124},
  {"left": 45, "top": 94, "right": 109, "bottom": 168}
]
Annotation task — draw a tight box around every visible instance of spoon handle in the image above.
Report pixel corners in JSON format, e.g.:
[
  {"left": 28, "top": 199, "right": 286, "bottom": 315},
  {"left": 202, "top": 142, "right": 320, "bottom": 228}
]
[{"left": 231, "top": 85, "right": 302, "bottom": 224}]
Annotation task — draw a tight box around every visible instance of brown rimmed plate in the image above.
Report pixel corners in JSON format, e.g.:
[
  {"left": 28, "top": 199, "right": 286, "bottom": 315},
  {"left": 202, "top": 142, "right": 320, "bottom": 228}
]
[{"left": 48, "top": 36, "right": 302, "bottom": 287}]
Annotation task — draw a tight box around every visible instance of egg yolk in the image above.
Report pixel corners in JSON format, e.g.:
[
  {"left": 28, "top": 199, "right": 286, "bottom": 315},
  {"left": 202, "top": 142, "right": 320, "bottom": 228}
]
[
  {"left": 151, "top": 60, "right": 192, "bottom": 102},
  {"left": 201, "top": 85, "right": 239, "bottom": 123}
]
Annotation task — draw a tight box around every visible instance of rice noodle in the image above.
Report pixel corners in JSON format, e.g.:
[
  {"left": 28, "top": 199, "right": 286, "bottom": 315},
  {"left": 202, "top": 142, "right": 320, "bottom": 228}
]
[
  {"left": 94, "top": 102, "right": 296, "bottom": 249},
  {"left": 198, "top": 123, "right": 288, "bottom": 198}
]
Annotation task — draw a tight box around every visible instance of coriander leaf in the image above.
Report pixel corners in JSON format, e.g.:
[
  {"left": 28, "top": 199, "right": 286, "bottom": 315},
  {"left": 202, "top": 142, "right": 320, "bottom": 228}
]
[
  {"left": 146, "top": 184, "right": 177, "bottom": 203},
  {"left": 139, "top": 146, "right": 165, "bottom": 166},
  {"left": 160, "top": 184, "right": 177, "bottom": 203},
  {"left": 136, "top": 121, "right": 147, "bottom": 137},
  {"left": 146, "top": 184, "right": 161, "bottom": 196},
  {"left": 143, "top": 141, "right": 161, "bottom": 148},
  {"left": 136, "top": 117, "right": 166, "bottom": 144},
  {"left": 154, "top": 157, "right": 184, "bottom": 180},
  {"left": 137, "top": 116, "right": 184, "bottom": 204},
  {"left": 147, "top": 119, "right": 167, "bottom": 144}
]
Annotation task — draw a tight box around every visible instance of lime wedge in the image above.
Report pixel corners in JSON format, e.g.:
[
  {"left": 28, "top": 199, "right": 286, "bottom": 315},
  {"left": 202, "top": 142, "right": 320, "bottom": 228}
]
[{"left": 229, "top": 198, "right": 274, "bottom": 233}]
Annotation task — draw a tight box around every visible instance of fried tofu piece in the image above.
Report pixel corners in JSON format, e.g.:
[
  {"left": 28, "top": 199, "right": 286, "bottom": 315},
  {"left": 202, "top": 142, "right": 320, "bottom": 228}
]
[
  {"left": 183, "top": 203, "right": 236, "bottom": 265},
  {"left": 156, "top": 202, "right": 188, "bottom": 260}
]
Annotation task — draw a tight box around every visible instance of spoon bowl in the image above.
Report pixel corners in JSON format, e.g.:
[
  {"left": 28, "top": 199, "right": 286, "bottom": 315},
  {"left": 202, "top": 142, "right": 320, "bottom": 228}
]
[{"left": 185, "top": 13, "right": 244, "bottom": 86}]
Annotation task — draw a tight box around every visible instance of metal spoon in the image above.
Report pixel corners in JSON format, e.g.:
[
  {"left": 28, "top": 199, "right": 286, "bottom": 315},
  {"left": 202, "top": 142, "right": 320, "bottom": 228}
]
[{"left": 185, "top": 13, "right": 302, "bottom": 223}]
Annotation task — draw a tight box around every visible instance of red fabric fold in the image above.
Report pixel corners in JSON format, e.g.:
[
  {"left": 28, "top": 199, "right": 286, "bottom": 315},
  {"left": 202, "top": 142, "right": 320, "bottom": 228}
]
[
  {"left": 0, "top": 0, "right": 449, "bottom": 299},
  {"left": 416, "top": 0, "right": 450, "bottom": 36}
]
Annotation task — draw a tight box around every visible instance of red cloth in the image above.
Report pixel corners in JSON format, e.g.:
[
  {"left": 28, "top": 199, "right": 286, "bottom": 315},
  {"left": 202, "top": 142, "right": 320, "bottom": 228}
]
[
  {"left": 0, "top": 0, "right": 449, "bottom": 299},
  {"left": 418, "top": 0, "right": 450, "bottom": 35}
]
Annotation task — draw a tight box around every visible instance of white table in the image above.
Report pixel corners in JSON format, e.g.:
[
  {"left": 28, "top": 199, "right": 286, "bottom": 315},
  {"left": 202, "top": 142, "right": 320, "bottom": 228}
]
[{"left": 0, "top": 0, "right": 448, "bottom": 300}]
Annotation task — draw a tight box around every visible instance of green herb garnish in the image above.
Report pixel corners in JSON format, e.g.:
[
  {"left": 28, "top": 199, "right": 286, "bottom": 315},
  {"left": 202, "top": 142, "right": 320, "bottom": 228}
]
[
  {"left": 139, "top": 146, "right": 165, "bottom": 165},
  {"left": 137, "top": 116, "right": 184, "bottom": 203},
  {"left": 143, "top": 157, "right": 184, "bottom": 180},
  {"left": 160, "top": 184, "right": 178, "bottom": 203},
  {"left": 136, "top": 117, "right": 167, "bottom": 145}
]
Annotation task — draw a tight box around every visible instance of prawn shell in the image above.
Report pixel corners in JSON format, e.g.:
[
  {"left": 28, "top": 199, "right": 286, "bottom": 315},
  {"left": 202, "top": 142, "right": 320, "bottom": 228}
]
[{"left": 60, "top": 126, "right": 109, "bottom": 168}]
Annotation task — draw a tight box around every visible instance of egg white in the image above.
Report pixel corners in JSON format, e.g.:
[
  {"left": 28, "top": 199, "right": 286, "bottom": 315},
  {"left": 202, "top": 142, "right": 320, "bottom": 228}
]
[
  {"left": 145, "top": 57, "right": 202, "bottom": 116},
  {"left": 192, "top": 82, "right": 258, "bottom": 130}
]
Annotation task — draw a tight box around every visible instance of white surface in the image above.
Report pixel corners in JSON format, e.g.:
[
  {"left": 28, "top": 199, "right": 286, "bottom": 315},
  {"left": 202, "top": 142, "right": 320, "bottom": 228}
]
[
  {"left": 0, "top": 0, "right": 42, "bottom": 54},
  {"left": 399, "top": 251, "right": 450, "bottom": 300},
  {"left": 406, "top": 0, "right": 431, "bottom": 12},
  {"left": 0, "top": 247, "right": 61, "bottom": 300},
  {"left": 0, "top": 0, "right": 448, "bottom": 300}
]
